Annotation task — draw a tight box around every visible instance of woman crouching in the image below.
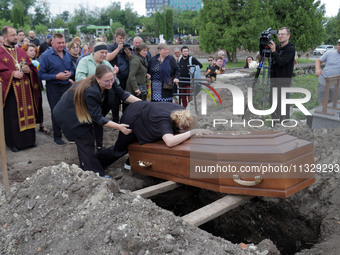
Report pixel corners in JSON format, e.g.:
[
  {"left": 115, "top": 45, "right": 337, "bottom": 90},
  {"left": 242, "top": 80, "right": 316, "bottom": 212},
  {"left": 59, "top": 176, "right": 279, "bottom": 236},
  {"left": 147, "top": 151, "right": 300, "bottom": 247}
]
[
  {"left": 96, "top": 101, "right": 212, "bottom": 169},
  {"left": 53, "top": 64, "right": 140, "bottom": 177}
]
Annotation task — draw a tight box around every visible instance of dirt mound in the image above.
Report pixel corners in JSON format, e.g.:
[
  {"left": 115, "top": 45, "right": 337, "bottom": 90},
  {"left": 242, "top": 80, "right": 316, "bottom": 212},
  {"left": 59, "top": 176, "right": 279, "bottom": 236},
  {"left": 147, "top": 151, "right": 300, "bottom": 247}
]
[{"left": 1, "top": 162, "right": 273, "bottom": 255}]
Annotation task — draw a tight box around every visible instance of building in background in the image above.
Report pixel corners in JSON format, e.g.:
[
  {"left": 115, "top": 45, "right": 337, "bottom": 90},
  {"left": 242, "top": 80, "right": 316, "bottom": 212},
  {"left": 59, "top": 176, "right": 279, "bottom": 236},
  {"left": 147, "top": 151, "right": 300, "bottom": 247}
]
[{"left": 146, "top": 0, "right": 202, "bottom": 16}]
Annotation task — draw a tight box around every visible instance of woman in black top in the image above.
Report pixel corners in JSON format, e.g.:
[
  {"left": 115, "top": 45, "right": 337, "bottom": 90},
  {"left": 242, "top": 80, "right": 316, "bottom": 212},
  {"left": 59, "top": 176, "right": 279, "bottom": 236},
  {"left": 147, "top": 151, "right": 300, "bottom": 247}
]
[
  {"left": 96, "top": 101, "right": 212, "bottom": 169},
  {"left": 53, "top": 64, "right": 140, "bottom": 176}
]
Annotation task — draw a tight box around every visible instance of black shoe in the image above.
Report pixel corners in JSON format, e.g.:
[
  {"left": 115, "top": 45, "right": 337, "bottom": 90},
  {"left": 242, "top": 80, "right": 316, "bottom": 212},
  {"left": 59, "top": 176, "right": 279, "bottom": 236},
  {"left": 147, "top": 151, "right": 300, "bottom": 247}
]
[
  {"left": 124, "top": 158, "right": 131, "bottom": 170},
  {"left": 54, "top": 138, "right": 65, "bottom": 145},
  {"left": 11, "top": 147, "right": 20, "bottom": 152},
  {"left": 39, "top": 126, "right": 50, "bottom": 134}
]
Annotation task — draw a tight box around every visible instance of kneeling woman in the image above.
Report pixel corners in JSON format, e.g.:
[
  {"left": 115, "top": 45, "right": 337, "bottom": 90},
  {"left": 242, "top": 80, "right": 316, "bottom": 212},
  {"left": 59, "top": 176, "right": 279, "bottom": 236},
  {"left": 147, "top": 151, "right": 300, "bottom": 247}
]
[
  {"left": 53, "top": 64, "right": 140, "bottom": 176},
  {"left": 96, "top": 101, "right": 212, "bottom": 169}
]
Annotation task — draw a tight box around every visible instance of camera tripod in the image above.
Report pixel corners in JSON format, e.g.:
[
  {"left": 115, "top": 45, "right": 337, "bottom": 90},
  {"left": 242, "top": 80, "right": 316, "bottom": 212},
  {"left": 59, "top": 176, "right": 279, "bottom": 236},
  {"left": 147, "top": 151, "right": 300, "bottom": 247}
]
[{"left": 243, "top": 49, "right": 273, "bottom": 119}]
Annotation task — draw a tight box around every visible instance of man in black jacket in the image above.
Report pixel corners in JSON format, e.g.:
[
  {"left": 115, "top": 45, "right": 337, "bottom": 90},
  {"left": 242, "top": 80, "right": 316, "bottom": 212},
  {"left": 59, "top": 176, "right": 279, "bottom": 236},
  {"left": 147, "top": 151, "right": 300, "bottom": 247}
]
[
  {"left": 268, "top": 27, "right": 296, "bottom": 121},
  {"left": 178, "top": 46, "right": 202, "bottom": 107}
]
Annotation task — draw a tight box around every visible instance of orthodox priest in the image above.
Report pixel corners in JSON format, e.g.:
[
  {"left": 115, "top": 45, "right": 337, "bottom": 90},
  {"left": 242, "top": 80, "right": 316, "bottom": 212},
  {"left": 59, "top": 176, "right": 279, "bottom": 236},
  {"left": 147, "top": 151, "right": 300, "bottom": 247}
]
[{"left": 0, "top": 26, "right": 39, "bottom": 152}]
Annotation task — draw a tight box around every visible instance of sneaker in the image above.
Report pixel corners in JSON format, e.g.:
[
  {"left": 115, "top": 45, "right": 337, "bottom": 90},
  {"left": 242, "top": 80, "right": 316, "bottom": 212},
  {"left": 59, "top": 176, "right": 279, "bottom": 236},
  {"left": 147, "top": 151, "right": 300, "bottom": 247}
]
[
  {"left": 54, "top": 138, "right": 65, "bottom": 145},
  {"left": 124, "top": 158, "right": 131, "bottom": 170}
]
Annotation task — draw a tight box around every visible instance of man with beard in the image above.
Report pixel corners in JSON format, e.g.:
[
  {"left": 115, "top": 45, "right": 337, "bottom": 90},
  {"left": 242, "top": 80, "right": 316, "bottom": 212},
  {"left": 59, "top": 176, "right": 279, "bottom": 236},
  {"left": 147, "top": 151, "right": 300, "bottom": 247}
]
[
  {"left": 178, "top": 46, "right": 202, "bottom": 107},
  {"left": 16, "top": 29, "right": 25, "bottom": 48},
  {"left": 28, "top": 30, "right": 40, "bottom": 47},
  {"left": 0, "top": 26, "right": 40, "bottom": 152}
]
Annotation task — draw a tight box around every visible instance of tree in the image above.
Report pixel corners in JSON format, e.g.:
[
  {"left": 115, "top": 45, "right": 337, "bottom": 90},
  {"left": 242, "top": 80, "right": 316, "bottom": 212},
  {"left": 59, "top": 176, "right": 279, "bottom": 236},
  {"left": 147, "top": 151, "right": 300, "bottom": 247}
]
[
  {"left": 199, "top": 0, "right": 272, "bottom": 62},
  {"left": 34, "top": 23, "right": 48, "bottom": 35},
  {"left": 0, "top": 0, "right": 11, "bottom": 21},
  {"left": 0, "top": 18, "right": 13, "bottom": 29},
  {"left": 11, "top": 1, "right": 25, "bottom": 28},
  {"left": 59, "top": 11, "right": 70, "bottom": 23},
  {"left": 97, "top": 2, "right": 139, "bottom": 35},
  {"left": 323, "top": 17, "right": 338, "bottom": 44},
  {"left": 31, "top": 1, "right": 50, "bottom": 28},
  {"left": 52, "top": 18, "right": 66, "bottom": 29},
  {"left": 155, "top": 12, "right": 161, "bottom": 37},
  {"left": 139, "top": 14, "right": 155, "bottom": 35},
  {"left": 14, "top": 0, "right": 35, "bottom": 16},
  {"left": 174, "top": 10, "right": 199, "bottom": 36},
  {"left": 271, "top": 0, "right": 325, "bottom": 51},
  {"left": 335, "top": 9, "right": 340, "bottom": 41},
  {"left": 199, "top": 0, "right": 325, "bottom": 61},
  {"left": 160, "top": 12, "right": 166, "bottom": 36},
  {"left": 165, "top": 9, "right": 174, "bottom": 42}
]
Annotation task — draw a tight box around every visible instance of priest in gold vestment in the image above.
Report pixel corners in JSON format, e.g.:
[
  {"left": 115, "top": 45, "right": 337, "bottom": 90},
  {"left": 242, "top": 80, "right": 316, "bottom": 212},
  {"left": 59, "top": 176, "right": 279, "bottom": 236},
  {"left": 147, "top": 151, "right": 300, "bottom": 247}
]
[{"left": 0, "top": 26, "right": 39, "bottom": 152}]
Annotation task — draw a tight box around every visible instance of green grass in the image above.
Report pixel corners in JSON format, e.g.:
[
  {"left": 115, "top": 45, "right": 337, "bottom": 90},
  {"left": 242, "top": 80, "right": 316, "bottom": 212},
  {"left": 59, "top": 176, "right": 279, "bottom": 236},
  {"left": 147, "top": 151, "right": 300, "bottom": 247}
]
[
  {"left": 250, "top": 74, "right": 318, "bottom": 120},
  {"left": 295, "top": 59, "right": 315, "bottom": 64},
  {"left": 290, "top": 74, "right": 319, "bottom": 110},
  {"left": 202, "top": 58, "right": 315, "bottom": 70}
]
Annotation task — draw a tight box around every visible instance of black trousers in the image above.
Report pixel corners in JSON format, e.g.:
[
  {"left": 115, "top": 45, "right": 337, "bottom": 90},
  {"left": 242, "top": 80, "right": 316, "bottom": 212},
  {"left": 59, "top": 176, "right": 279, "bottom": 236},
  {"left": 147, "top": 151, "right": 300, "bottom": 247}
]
[
  {"left": 75, "top": 128, "right": 105, "bottom": 176},
  {"left": 46, "top": 83, "right": 71, "bottom": 139},
  {"left": 111, "top": 78, "right": 127, "bottom": 123},
  {"left": 270, "top": 78, "right": 291, "bottom": 122},
  {"left": 96, "top": 131, "right": 137, "bottom": 170},
  {"left": 94, "top": 123, "right": 103, "bottom": 148}
]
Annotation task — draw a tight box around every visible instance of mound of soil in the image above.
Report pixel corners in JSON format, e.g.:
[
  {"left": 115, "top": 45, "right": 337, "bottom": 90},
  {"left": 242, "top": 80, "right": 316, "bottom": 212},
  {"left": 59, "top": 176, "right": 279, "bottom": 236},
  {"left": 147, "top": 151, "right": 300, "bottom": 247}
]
[
  {"left": 1, "top": 73, "right": 340, "bottom": 254},
  {"left": 1, "top": 163, "right": 269, "bottom": 255}
]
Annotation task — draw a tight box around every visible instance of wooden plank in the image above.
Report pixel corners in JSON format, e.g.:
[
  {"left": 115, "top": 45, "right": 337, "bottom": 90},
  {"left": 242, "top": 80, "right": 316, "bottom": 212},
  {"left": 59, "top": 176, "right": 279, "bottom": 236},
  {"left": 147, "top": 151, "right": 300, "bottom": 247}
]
[
  {"left": 133, "top": 181, "right": 180, "bottom": 198},
  {"left": 182, "top": 195, "right": 254, "bottom": 227}
]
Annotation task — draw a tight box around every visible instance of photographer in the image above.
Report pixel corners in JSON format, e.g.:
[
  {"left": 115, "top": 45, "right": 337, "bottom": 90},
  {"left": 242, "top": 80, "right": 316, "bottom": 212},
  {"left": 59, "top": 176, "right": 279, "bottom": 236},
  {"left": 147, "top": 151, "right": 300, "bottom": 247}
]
[
  {"left": 106, "top": 28, "right": 132, "bottom": 122},
  {"left": 268, "top": 27, "right": 296, "bottom": 121},
  {"left": 126, "top": 44, "right": 150, "bottom": 100}
]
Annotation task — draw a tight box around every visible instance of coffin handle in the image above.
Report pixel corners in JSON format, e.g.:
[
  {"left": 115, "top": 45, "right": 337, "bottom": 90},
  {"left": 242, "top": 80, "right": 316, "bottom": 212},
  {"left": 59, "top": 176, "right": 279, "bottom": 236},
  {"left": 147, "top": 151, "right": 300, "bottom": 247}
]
[
  {"left": 138, "top": 160, "right": 152, "bottom": 168},
  {"left": 233, "top": 175, "right": 263, "bottom": 186}
]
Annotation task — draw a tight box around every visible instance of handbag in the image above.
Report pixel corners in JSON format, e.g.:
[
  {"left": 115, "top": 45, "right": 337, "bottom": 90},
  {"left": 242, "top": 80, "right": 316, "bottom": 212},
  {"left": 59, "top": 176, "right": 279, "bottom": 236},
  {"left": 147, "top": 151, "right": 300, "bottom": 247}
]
[{"left": 162, "top": 77, "right": 174, "bottom": 90}]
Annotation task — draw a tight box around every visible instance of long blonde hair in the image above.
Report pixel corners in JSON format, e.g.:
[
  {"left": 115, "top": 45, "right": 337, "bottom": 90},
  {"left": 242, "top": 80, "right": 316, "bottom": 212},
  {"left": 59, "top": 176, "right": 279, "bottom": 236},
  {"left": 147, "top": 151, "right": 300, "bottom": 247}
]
[
  {"left": 74, "top": 64, "right": 113, "bottom": 123},
  {"left": 170, "top": 110, "right": 197, "bottom": 130}
]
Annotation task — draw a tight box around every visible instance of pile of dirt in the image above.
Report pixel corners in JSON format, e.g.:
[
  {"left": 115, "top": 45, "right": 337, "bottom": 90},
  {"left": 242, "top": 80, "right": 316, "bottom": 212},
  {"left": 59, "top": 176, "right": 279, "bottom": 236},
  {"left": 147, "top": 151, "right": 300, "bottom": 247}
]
[
  {"left": 1, "top": 73, "right": 339, "bottom": 254},
  {"left": 0, "top": 163, "right": 273, "bottom": 255}
]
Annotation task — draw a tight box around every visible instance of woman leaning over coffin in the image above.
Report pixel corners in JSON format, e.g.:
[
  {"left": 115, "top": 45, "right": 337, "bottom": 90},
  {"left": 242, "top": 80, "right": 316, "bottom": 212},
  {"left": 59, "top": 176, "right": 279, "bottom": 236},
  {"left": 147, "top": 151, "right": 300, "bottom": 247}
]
[
  {"left": 53, "top": 64, "right": 140, "bottom": 177},
  {"left": 96, "top": 101, "right": 212, "bottom": 169}
]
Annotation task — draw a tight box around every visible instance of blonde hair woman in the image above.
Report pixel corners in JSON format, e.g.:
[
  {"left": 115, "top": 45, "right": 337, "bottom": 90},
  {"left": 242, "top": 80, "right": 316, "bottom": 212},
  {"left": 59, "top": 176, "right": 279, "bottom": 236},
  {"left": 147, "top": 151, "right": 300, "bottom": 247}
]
[
  {"left": 53, "top": 64, "right": 140, "bottom": 177},
  {"left": 96, "top": 101, "right": 211, "bottom": 170}
]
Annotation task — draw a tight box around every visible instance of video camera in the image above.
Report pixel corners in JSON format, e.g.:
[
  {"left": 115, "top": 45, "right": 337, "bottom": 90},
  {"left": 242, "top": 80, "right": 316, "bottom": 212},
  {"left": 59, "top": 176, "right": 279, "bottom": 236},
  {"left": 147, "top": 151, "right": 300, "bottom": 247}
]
[
  {"left": 123, "top": 42, "right": 133, "bottom": 51},
  {"left": 259, "top": 27, "right": 277, "bottom": 57}
]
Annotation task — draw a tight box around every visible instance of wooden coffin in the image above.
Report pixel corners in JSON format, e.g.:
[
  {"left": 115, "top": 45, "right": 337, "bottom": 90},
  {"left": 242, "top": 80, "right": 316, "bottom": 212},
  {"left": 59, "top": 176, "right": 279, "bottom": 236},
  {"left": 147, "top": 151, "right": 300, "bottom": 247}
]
[{"left": 128, "top": 131, "right": 315, "bottom": 198}]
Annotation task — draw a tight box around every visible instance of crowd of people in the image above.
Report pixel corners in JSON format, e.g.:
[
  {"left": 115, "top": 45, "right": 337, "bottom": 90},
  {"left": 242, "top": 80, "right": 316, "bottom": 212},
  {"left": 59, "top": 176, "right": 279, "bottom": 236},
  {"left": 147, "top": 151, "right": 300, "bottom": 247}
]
[
  {"left": 2, "top": 25, "right": 338, "bottom": 177},
  {"left": 0, "top": 26, "right": 210, "bottom": 177}
]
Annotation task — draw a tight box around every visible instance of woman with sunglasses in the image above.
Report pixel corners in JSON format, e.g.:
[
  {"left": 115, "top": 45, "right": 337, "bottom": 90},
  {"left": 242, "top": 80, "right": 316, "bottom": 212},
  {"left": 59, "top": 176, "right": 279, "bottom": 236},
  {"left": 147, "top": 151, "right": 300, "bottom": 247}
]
[{"left": 53, "top": 64, "right": 140, "bottom": 177}]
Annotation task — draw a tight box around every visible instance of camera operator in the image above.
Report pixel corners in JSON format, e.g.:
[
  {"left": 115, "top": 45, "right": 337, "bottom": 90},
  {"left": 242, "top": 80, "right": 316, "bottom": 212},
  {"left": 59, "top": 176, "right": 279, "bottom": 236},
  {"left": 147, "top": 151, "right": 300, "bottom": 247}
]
[
  {"left": 268, "top": 27, "right": 296, "bottom": 121},
  {"left": 107, "top": 28, "right": 132, "bottom": 122}
]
